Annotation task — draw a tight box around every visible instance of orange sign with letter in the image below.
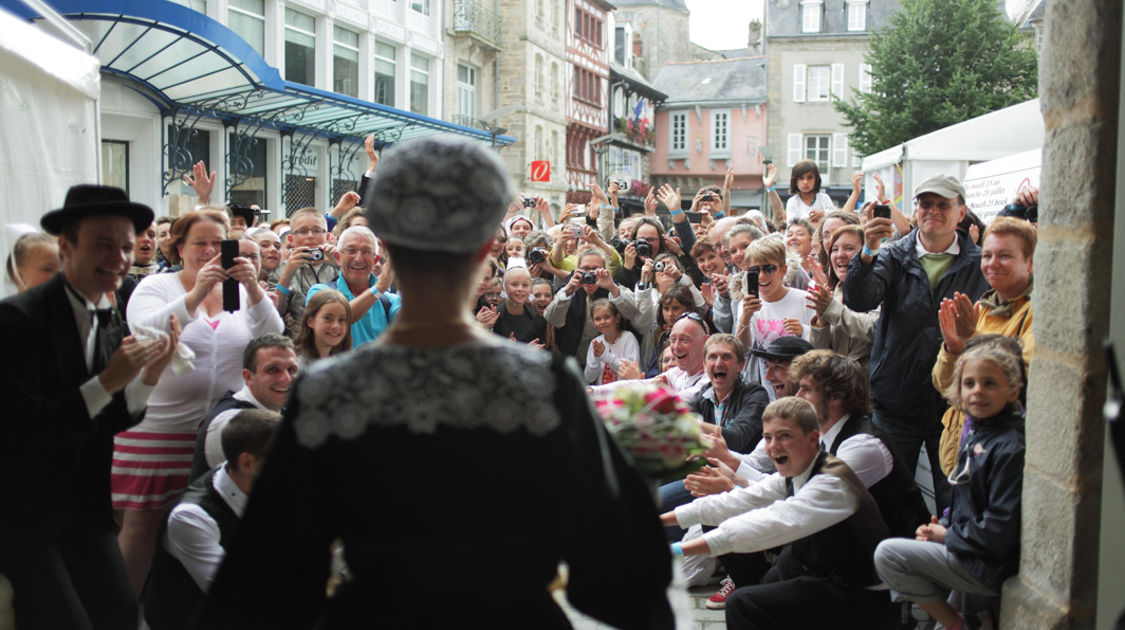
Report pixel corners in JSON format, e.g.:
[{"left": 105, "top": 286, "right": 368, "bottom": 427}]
[{"left": 530, "top": 161, "right": 551, "bottom": 182}]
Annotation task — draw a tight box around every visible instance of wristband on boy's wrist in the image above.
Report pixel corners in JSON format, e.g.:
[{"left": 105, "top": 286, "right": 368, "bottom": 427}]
[
  {"left": 671, "top": 542, "right": 683, "bottom": 556},
  {"left": 714, "top": 211, "right": 725, "bottom": 219},
  {"left": 862, "top": 244, "right": 878, "bottom": 258},
  {"left": 670, "top": 208, "right": 684, "bottom": 216}
]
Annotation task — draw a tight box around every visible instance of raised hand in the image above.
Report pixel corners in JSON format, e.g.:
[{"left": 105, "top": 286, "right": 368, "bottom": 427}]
[
  {"left": 808, "top": 252, "right": 830, "bottom": 287},
  {"left": 184, "top": 161, "right": 215, "bottom": 205},
  {"left": 644, "top": 187, "right": 658, "bottom": 216},
  {"left": 364, "top": 134, "right": 379, "bottom": 172},
  {"left": 592, "top": 339, "right": 606, "bottom": 357},
  {"left": 763, "top": 163, "right": 777, "bottom": 189},
  {"left": 657, "top": 184, "right": 681, "bottom": 214}
]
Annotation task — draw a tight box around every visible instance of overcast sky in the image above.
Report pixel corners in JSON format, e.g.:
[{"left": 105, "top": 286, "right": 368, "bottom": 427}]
[{"left": 684, "top": 0, "right": 764, "bottom": 51}]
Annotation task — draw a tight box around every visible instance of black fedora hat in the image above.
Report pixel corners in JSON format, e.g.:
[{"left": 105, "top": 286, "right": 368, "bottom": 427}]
[
  {"left": 41, "top": 184, "right": 154, "bottom": 236},
  {"left": 748, "top": 336, "right": 814, "bottom": 362},
  {"left": 229, "top": 204, "right": 256, "bottom": 227}
]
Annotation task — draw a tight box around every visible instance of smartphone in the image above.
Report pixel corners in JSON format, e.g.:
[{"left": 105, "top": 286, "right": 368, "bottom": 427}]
[
  {"left": 686, "top": 211, "right": 703, "bottom": 224},
  {"left": 746, "top": 268, "right": 760, "bottom": 297},
  {"left": 873, "top": 204, "right": 891, "bottom": 220},
  {"left": 220, "top": 239, "right": 240, "bottom": 312},
  {"left": 572, "top": 204, "right": 587, "bottom": 217}
]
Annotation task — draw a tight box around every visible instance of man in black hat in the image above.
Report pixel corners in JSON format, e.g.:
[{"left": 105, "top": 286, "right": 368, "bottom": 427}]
[{"left": 0, "top": 185, "right": 180, "bottom": 629}]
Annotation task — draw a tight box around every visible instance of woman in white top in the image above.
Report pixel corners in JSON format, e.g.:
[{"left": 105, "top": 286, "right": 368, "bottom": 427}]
[{"left": 114, "top": 208, "right": 283, "bottom": 596}]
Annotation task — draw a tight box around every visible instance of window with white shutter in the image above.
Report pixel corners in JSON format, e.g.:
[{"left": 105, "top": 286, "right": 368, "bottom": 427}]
[
  {"left": 807, "top": 65, "right": 829, "bottom": 101},
  {"left": 831, "top": 64, "right": 844, "bottom": 100},
  {"left": 832, "top": 133, "right": 848, "bottom": 167},
  {"left": 793, "top": 64, "right": 806, "bottom": 103},
  {"left": 859, "top": 63, "right": 873, "bottom": 93},
  {"left": 787, "top": 133, "right": 802, "bottom": 167}
]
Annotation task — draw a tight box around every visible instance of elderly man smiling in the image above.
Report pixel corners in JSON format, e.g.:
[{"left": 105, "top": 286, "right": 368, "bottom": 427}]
[{"left": 307, "top": 226, "right": 399, "bottom": 347}]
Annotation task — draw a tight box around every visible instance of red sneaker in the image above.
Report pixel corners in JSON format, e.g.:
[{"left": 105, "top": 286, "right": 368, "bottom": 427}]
[{"left": 705, "top": 577, "right": 735, "bottom": 610}]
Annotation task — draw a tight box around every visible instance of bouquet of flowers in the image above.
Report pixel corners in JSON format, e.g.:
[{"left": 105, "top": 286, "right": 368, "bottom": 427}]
[{"left": 593, "top": 382, "right": 709, "bottom": 482}]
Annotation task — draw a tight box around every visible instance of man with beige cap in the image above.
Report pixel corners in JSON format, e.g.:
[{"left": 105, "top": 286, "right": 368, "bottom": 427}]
[{"left": 840, "top": 174, "right": 988, "bottom": 513}]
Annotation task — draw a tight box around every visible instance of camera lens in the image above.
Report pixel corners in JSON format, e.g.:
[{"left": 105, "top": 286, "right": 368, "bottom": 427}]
[
  {"left": 654, "top": 261, "right": 666, "bottom": 272},
  {"left": 581, "top": 272, "right": 597, "bottom": 285}
]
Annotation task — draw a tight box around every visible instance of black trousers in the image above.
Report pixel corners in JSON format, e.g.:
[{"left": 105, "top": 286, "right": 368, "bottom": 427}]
[
  {"left": 0, "top": 512, "right": 136, "bottom": 630},
  {"left": 725, "top": 575, "right": 896, "bottom": 630}
]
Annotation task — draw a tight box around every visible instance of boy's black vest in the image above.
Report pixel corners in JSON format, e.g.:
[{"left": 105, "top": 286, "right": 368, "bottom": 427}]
[
  {"left": 828, "top": 414, "right": 932, "bottom": 539},
  {"left": 144, "top": 468, "right": 240, "bottom": 630},
  {"left": 189, "top": 391, "right": 258, "bottom": 481},
  {"left": 773, "top": 451, "right": 888, "bottom": 588}
]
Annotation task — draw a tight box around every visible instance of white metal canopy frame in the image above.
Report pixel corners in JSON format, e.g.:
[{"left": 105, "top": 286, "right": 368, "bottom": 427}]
[{"left": 2, "top": 0, "right": 516, "bottom": 198}]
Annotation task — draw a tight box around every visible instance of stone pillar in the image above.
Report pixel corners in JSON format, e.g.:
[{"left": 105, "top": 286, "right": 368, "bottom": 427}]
[{"left": 1001, "top": 1, "right": 1121, "bottom": 628}]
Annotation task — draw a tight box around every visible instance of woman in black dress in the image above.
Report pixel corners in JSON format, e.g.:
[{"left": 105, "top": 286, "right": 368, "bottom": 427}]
[{"left": 197, "top": 136, "right": 673, "bottom": 630}]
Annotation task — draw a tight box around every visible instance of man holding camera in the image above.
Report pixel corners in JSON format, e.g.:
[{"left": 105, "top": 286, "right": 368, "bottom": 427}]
[
  {"left": 842, "top": 174, "right": 988, "bottom": 512},
  {"left": 544, "top": 248, "right": 638, "bottom": 366},
  {"left": 274, "top": 207, "right": 339, "bottom": 335}
]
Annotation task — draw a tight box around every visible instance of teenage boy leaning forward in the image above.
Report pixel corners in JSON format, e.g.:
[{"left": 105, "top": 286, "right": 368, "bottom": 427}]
[{"left": 661, "top": 397, "right": 897, "bottom": 630}]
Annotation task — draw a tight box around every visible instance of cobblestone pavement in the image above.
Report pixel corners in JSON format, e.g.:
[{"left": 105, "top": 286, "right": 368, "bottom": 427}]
[{"left": 555, "top": 559, "right": 729, "bottom": 630}]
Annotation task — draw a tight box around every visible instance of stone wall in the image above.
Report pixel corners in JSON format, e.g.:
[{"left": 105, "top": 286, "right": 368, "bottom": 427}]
[{"left": 1001, "top": 1, "right": 1122, "bottom": 628}]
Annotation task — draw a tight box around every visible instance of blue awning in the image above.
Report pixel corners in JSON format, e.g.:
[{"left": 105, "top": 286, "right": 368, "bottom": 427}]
[{"left": 2, "top": 0, "right": 516, "bottom": 147}]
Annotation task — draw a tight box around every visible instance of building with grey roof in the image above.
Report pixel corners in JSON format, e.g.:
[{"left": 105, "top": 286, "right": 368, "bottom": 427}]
[
  {"left": 765, "top": 0, "right": 900, "bottom": 208},
  {"left": 649, "top": 55, "right": 769, "bottom": 210}
]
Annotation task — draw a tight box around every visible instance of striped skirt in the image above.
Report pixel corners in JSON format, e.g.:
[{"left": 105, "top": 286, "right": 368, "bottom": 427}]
[{"left": 111, "top": 430, "right": 197, "bottom": 510}]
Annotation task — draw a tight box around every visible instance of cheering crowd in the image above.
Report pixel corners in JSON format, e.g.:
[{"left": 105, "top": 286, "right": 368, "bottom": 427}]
[{"left": 1, "top": 132, "right": 1038, "bottom": 629}]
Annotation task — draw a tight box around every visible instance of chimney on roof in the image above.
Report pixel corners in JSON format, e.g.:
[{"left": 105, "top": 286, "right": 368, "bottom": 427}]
[{"left": 748, "top": 19, "right": 762, "bottom": 54}]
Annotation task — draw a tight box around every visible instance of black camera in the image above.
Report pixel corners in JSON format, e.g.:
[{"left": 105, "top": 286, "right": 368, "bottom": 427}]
[
  {"left": 702, "top": 192, "right": 715, "bottom": 202},
  {"left": 654, "top": 261, "right": 667, "bottom": 273},
  {"left": 527, "top": 248, "right": 548, "bottom": 264},
  {"left": 610, "top": 235, "right": 624, "bottom": 250},
  {"left": 998, "top": 203, "right": 1038, "bottom": 223},
  {"left": 522, "top": 196, "right": 537, "bottom": 208},
  {"left": 308, "top": 248, "right": 324, "bottom": 262},
  {"left": 634, "top": 239, "right": 653, "bottom": 258},
  {"left": 873, "top": 204, "right": 891, "bottom": 220},
  {"left": 580, "top": 271, "right": 597, "bottom": 285}
]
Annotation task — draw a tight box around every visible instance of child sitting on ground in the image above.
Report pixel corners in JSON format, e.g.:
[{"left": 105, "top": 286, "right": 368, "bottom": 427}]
[{"left": 874, "top": 342, "right": 1026, "bottom": 630}]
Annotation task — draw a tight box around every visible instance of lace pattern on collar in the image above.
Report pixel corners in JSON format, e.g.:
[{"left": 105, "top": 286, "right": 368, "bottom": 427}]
[{"left": 293, "top": 341, "right": 559, "bottom": 448}]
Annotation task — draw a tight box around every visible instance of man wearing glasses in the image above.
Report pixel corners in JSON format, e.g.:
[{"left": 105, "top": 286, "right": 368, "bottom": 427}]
[
  {"left": 274, "top": 207, "right": 341, "bottom": 335},
  {"left": 307, "top": 226, "right": 399, "bottom": 346},
  {"left": 842, "top": 175, "right": 988, "bottom": 512}
]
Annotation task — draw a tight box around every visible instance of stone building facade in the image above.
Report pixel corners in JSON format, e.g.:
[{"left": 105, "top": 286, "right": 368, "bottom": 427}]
[
  {"left": 442, "top": 0, "right": 502, "bottom": 132},
  {"left": 565, "top": 0, "right": 614, "bottom": 204},
  {"left": 609, "top": 0, "right": 720, "bottom": 79},
  {"left": 764, "top": 0, "right": 899, "bottom": 205},
  {"left": 1001, "top": 1, "right": 1125, "bottom": 628},
  {"left": 490, "top": 0, "right": 569, "bottom": 212}
]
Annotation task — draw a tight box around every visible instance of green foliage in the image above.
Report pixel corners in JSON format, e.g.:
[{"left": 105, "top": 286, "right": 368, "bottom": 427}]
[{"left": 835, "top": 0, "right": 1039, "bottom": 156}]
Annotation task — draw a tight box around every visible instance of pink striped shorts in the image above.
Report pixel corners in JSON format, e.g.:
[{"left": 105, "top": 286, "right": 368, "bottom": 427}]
[{"left": 111, "top": 430, "right": 197, "bottom": 510}]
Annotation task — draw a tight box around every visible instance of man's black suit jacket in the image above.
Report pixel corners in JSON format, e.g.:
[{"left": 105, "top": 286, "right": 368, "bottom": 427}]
[{"left": 0, "top": 272, "right": 141, "bottom": 541}]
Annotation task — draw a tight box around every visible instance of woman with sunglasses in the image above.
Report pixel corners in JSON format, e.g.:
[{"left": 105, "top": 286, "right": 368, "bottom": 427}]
[{"left": 734, "top": 238, "right": 812, "bottom": 397}]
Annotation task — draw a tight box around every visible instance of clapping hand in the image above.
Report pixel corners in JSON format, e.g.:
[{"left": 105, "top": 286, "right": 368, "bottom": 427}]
[
  {"left": 937, "top": 292, "right": 977, "bottom": 354},
  {"left": 616, "top": 358, "right": 642, "bottom": 380},
  {"left": 476, "top": 305, "right": 499, "bottom": 328},
  {"left": 782, "top": 317, "right": 803, "bottom": 337},
  {"left": 592, "top": 339, "right": 606, "bottom": 358},
  {"left": 806, "top": 284, "right": 834, "bottom": 322}
]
